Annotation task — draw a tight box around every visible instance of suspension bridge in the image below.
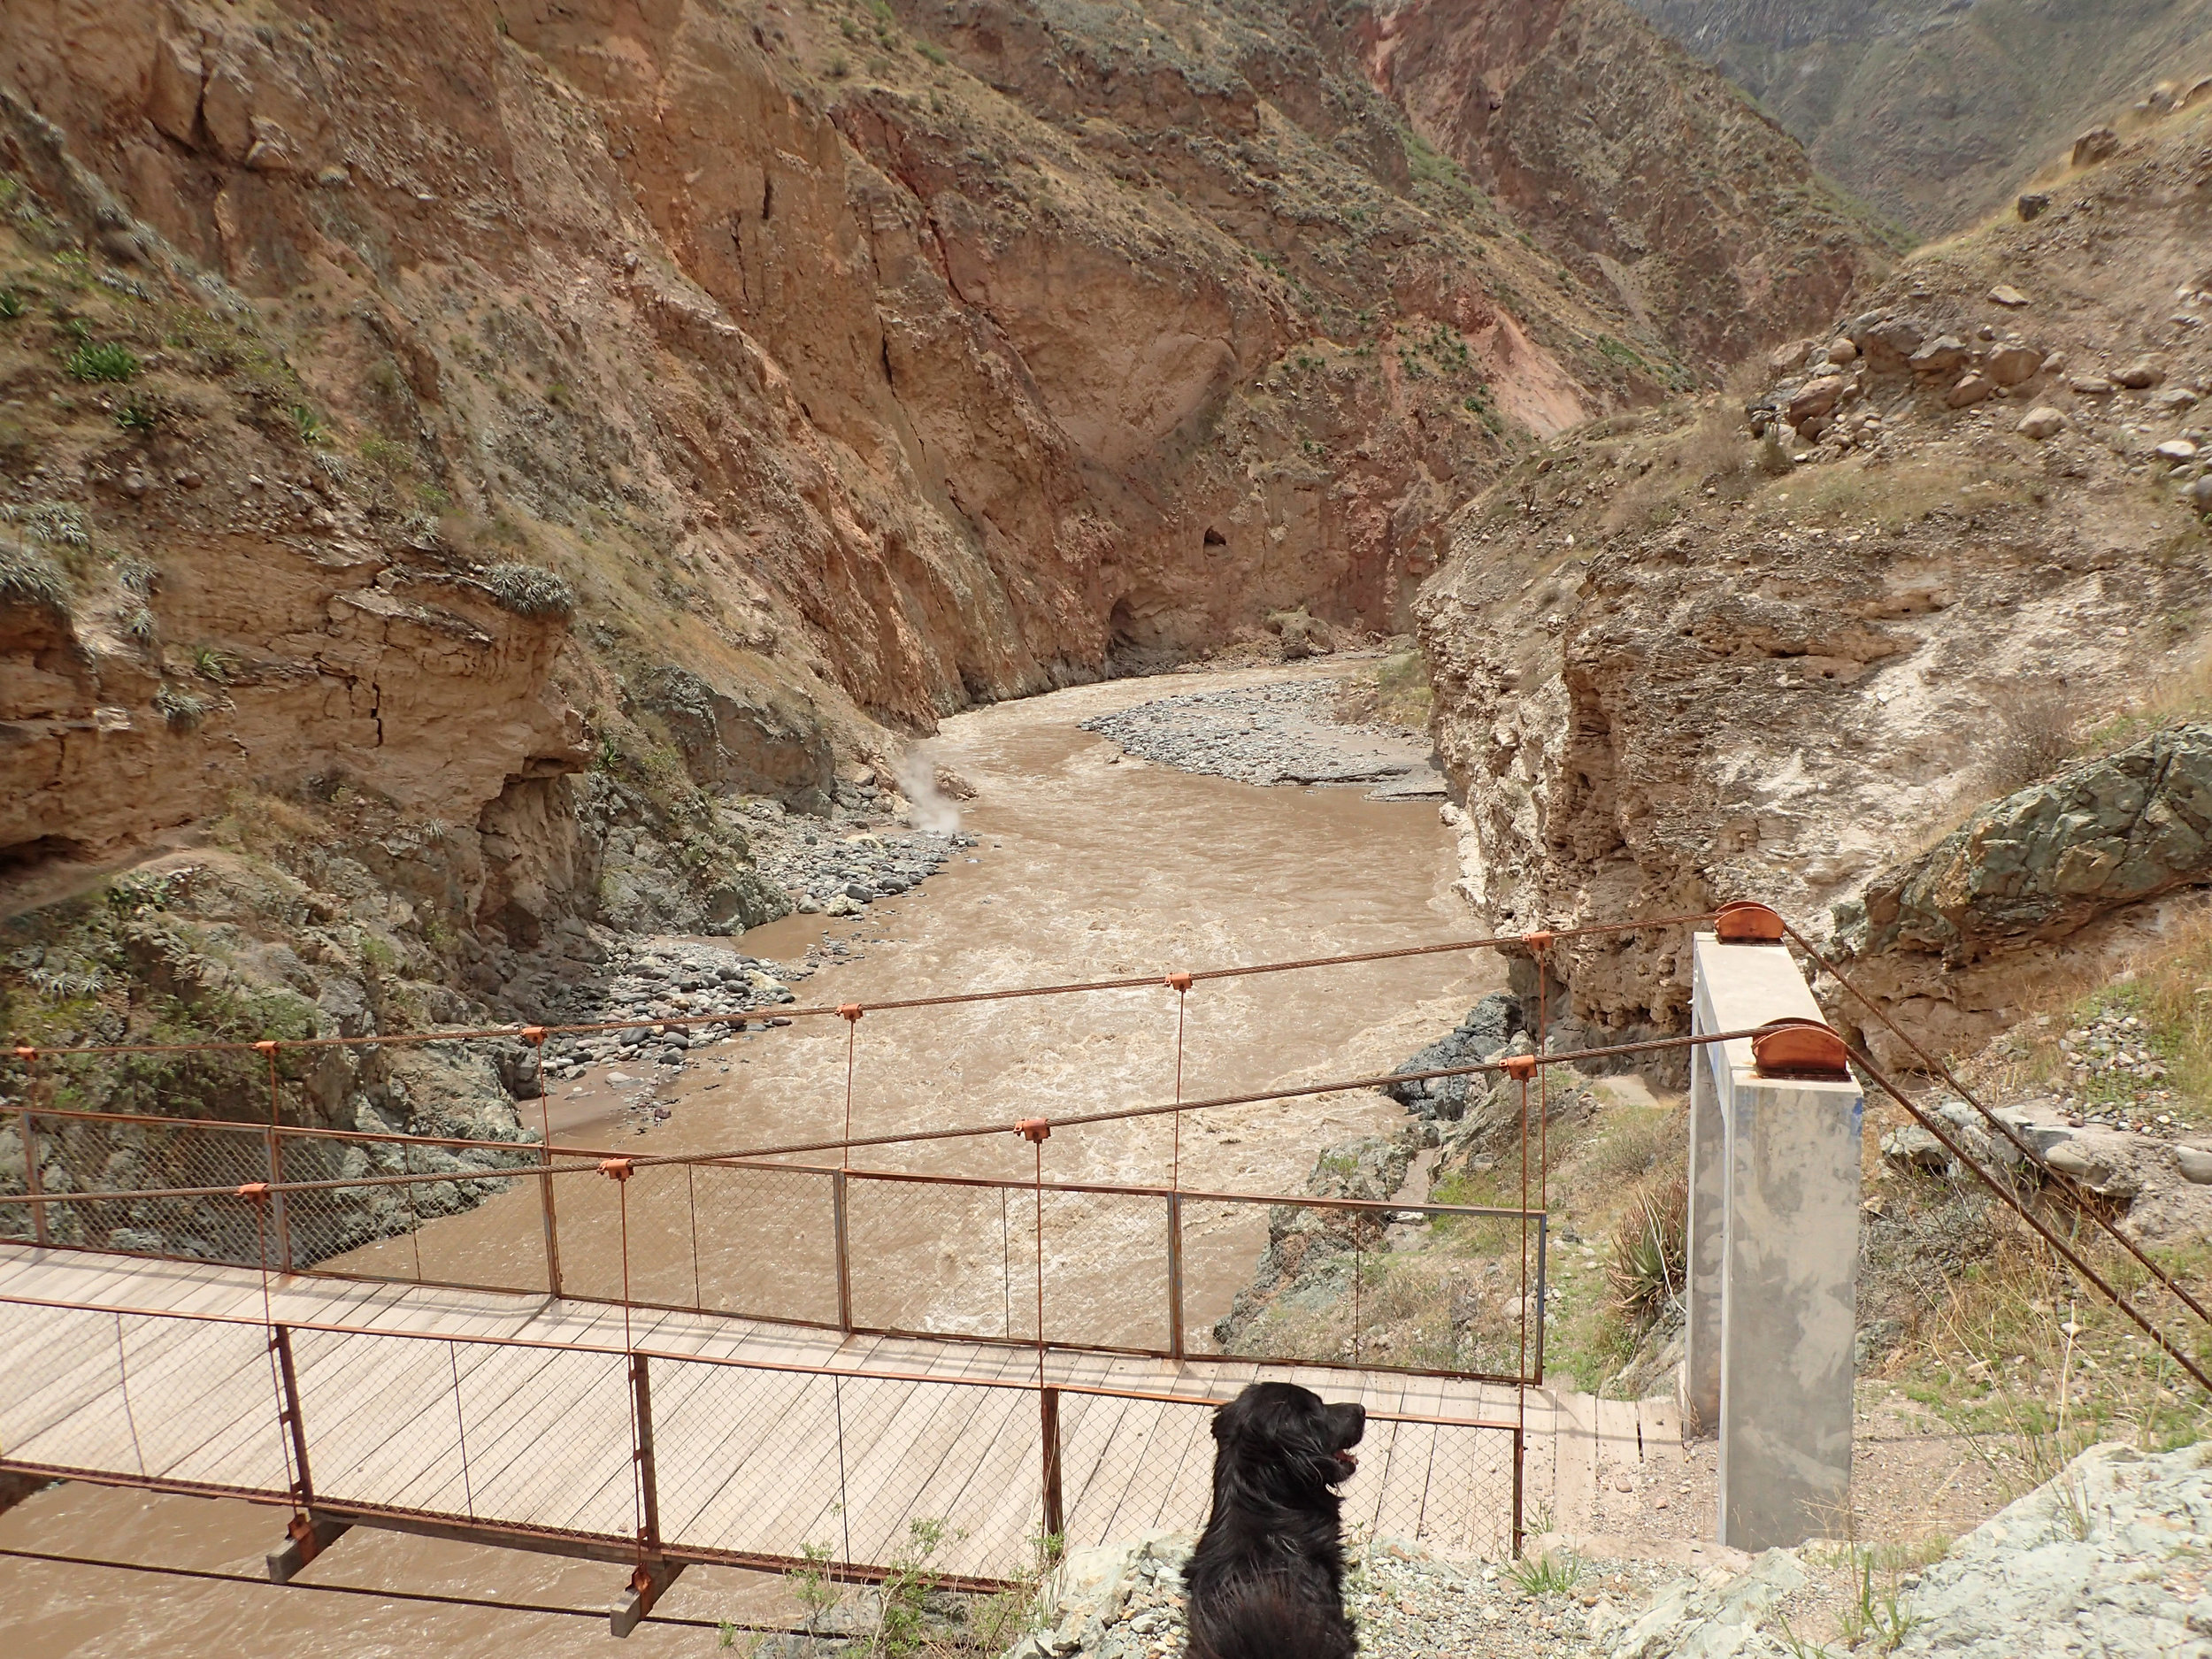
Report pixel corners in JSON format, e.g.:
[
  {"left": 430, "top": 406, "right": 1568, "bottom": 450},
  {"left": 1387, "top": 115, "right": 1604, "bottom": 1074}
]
[{"left": 1, "top": 906, "right": 2201, "bottom": 1634}]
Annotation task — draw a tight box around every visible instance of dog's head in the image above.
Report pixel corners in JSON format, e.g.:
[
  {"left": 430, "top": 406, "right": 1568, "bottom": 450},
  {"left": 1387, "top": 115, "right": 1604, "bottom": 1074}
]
[{"left": 1210, "top": 1382, "right": 1366, "bottom": 1502}]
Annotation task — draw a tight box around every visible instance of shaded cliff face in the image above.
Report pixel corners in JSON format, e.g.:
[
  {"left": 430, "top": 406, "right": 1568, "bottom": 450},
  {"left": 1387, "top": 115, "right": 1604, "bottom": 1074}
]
[
  {"left": 1624, "top": 0, "right": 2212, "bottom": 235},
  {"left": 1416, "top": 106, "right": 2212, "bottom": 1045},
  {"left": 1356, "top": 0, "right": 1898, "bottom": 375}
]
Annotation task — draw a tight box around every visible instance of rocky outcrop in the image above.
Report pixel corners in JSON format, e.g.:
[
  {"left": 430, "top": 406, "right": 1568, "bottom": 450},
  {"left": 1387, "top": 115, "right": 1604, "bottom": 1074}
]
[
  {"left": 1831, "top": 726, "right": 2212, "bottom": 1056},
  {"left": 1416, "top": 107, "right": 2212, "bottom": 1044},
  {"left": 1358, "top": 0, "right": 1897, "bottom": 373}
]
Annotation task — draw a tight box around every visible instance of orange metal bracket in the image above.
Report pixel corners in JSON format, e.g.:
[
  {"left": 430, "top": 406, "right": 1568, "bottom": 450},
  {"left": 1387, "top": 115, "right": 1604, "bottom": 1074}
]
[
  {"left": 1015, "top": 1118, "right": 1051, "bottom": 1143},
  {"left": 1751, "top": 1018, "right": 1852, "bottom": 1081},
  {"left": 1715, "top": 901, "right": 1786, "bottom": 943}
]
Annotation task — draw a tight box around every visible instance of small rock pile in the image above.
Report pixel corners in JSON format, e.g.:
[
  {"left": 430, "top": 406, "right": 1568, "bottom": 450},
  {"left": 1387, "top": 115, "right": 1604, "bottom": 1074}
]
[
  {"left": 533, "top": 939, "right": 797, "bottom": 1080},
  {"left": 740, "top": 795, "right": 976, "bottom": 916},
  {"left": 2055, "top": 1007, "right": 2175, "bottom": 1098},
  {"left": 1747, "top": 285, "right": 2209, "bottom": 513}
]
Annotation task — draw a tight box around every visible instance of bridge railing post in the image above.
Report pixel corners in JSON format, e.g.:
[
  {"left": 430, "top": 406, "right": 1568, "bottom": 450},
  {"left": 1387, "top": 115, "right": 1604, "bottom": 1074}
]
[
  {"left": 832, "top": 1171, "right": 852, "bottom": 1333},
  {"left": 1039, "top": 1385, "right": 1064, "bottom": 1548},
  {"left": 265, "top": 1126, "right": 293, "bottom": 1274},
  {"left": 630, "top": 1353, "right": 661, "bottom": 1553},
  {"left": 19, "top": 1110, "right": 49, "bottom": 1248},
  {"left": 539, "top": 1141, "right": 563, "bottom": 1300},
  {"left": 1164, "top": 1194, "right": 1184, "bottom": 1359}
]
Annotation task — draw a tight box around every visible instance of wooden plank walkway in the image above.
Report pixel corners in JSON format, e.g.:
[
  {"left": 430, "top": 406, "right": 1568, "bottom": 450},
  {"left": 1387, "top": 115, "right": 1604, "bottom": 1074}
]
[{"left": 0, "top": 1244, "right": 1525, "bottom": 1580}]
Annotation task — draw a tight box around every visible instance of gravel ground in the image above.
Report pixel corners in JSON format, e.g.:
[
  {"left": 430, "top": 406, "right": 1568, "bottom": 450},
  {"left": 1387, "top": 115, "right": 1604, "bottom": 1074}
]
[
  {"left": 1077, "top": 680, "right": 1445, "bottom": 798},
  {"left": 740, "top": 794, "right": 978, "bottom": 916},
  {"left": 1007, "top": 1532, "right": 1690, "bottom": 1659}
]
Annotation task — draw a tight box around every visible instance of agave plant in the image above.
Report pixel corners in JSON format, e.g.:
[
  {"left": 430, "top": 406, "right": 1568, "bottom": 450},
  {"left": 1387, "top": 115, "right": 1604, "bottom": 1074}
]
[{"left": 1607, "top": 1171, "right": 1688, "bottom": 1329}]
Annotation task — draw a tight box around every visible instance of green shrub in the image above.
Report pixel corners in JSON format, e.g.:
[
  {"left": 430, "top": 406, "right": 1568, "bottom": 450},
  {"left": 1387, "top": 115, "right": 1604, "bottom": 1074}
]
[
  {"left": 0, "top": 540, "right": 70, "bottom": 612},
  {"left": 153, "top": 682, "right": 212, "bottom": 729},
  {"left": 64, "top": 341, "right": 140, "bottom": 382},
  {"left": 0, "top": 289, "right": 23, "bottom": 319},
  {"left": 481, "top": 562, "right": 575, "bottom": 618},
  {"left": 1606, "top": 1172, "right": 1687, "bottom": 1330},
  {"left": 113, "top": 396, "right": 158, "bottom": 434}
]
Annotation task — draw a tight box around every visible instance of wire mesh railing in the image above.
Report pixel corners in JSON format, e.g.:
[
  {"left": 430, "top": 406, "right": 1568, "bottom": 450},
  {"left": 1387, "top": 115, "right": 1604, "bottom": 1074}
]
[{"left": 0, "top": 1289, "right": 1522, "bottom": 1582}]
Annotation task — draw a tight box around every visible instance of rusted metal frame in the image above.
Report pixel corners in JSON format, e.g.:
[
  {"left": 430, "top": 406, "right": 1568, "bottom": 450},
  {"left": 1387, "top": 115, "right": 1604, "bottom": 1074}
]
[
  {"left": 1165, "top": 1193, "right": 1185, "bottom": 1360},
  {"left": 0, "top": 1458, "right": 291, "bottom": 1506},
  {"left": 1785, "top": 920, "right": 2212, "bottom": 1330},
  {"left": 629, "top": 1354, "right": 662, "bottom": 1553},
  {"left": 264, "top": 1125, "right": 293, "bottom": 1274},
  {"left": 1510, "top": 1425, "right": 1525, "bottom": 1559},
  {"left": 19, "top": 1110, "right": 49, "bottom": 1247},
  {"left": 0, "top": 1030, "right": 1774, "bottom": 1211},
  {"left": 539, "top": 1141, "right": 565, "bottom": 1300},
  {"left": 12, "top": 910, "right": 1719, "bottom": 1064},
  {"left": 832, "top": 1170, "right": 853, "bottom": 1333},
  {"left": 843, "top": 1164, "right": 1548, "bottom": 1218},
  {"left": 272, "top": 1325, "right": 315, "bottom": 1509},
  {"left": 0, "top": 1279, "right": 1543, "bottom": 1386},
  {"left": 1848, "top": 1044, "right": 2212, "bottom": 1395},
  {"left": 1532, "top": 1210, "right": 1548, "bottom": 1383},
  {"left": 1039, "top": 1386, "right": 1064, "bottom": 1546},
  {"left": 316, "top": 1501, "right": 1020, "bottom": 1592}
]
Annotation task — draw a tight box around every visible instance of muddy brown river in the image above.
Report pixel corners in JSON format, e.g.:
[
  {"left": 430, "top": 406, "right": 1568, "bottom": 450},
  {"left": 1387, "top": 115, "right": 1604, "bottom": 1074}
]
[{"left": 0, "top": 663, "right": 1497, "bottom": 1655}]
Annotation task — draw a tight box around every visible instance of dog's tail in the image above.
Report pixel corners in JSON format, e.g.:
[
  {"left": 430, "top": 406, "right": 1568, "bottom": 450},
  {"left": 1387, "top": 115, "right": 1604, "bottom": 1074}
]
[{"left": 1187, "top": 1575, "right": 1356, "bottom": 1659}]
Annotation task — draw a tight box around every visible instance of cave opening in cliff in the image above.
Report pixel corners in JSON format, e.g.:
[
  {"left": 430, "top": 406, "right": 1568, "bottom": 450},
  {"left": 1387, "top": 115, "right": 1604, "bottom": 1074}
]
[
  {"left": 1202, "top": 526, "right": 1227, "bottom": 549},
  {"left": 1109, "top": 596, "right": 1141, "bottom": 652}
]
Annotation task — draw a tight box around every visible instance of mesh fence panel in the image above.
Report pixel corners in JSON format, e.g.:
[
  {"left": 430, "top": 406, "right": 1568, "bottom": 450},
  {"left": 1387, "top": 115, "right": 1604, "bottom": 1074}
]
[
  {"left": 845, "top": 1176, "right": 1023, "bottom": 1340},
  {"left": 1185, "top": 1196, "right": 1542, "bottom": 1381},
  {"left": 0, "top": 1302, "right": 289, "bottom": 1496},
  {"left": 0, "top": 1302, "right": 128, "bottom": 1468},
  {"left": 1040, "top": 1188, "right": 1171, "bottom": 1353},
  {"left": 652, "top": 1357, "right": 1045, "bottom": 1582},
  {"left": 691, "top": 1163, "right": 839, "bottom": 1325},
  {"left": 455, "top": 1339, "right": 634, "bottom": 1536},
  {"left": 27, "top": 1114, "right": 271, "bottom": 1264}
]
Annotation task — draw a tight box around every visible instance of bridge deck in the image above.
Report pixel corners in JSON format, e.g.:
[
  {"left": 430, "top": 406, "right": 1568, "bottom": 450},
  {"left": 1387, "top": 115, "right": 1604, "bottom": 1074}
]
[{"left": 0, "top": 1244, "right": 1533, "bottom": 1580}]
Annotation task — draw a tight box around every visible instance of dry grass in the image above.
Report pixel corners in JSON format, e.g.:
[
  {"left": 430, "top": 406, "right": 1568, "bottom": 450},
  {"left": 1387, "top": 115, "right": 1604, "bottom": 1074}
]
[
  {"left": 1977, "top": 687, "right": 2081, "bottom": 796},
  {"left": 1331, "top": 648, "right": 1432, "bottom": 730},
  {"left": 1598, "top": 401, "right": 1758, "bottom": 533},
  {"left": 1778, "top": 454, "right": 2036, "bottom": 528},
  {"left": 1972, "top": 900, "right": 2212, "bottom": 1133},
  {"left": 1886, "top": 1216, "right": 2212, "bottom": 1486}
]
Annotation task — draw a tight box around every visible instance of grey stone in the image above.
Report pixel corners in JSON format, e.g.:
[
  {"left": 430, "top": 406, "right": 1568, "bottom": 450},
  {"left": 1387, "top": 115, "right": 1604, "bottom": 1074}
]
[
  {"left": 2175, "top": 1145, "right": 2212, "bottom": 1185},
  {"left": 2016, "top": 192, "right": 2051, "bottom": 220},
  {"left": 1382, "top": 991, "right": 1525, "bottom": 1119},
  {"left": 1833, "top": 724, "right": 2212, "bottom": 964}
]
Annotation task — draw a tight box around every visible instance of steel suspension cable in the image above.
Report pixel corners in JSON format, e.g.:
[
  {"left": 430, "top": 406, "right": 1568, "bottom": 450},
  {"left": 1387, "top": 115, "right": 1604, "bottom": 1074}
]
[{"left": 1783, "top": 921, "right": 2210, "bottom": 1329}]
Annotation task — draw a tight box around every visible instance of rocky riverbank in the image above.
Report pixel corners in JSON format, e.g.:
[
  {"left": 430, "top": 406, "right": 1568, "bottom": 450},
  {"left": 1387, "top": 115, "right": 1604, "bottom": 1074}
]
[
  {"left": 1002, "top": 1441, "right": 2212, "bottom": 1658},
  {"left": 1078, "top": 679, "right": 1447, "bottom": 800}
]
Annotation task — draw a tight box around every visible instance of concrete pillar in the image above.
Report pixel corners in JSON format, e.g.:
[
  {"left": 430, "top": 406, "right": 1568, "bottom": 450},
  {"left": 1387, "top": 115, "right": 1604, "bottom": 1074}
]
[
  {"left": 1683, "top": 1039, "right": 1724, "bottom": 1436},
  {"left": 1684, "top": 933, "right": 1864, "bottom": 1551}
]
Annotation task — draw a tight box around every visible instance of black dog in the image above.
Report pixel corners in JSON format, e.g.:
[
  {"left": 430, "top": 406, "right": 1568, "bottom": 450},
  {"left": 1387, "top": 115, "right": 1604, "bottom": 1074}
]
[{"left": 1185, "top": 1381, "right": 1366, "bottom": 1659}]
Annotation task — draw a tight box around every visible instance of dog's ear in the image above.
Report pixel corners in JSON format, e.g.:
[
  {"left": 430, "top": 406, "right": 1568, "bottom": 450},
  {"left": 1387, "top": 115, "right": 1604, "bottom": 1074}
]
[{"left": 1211, "top": 1391, "right": 1248, "bottom": 1443}]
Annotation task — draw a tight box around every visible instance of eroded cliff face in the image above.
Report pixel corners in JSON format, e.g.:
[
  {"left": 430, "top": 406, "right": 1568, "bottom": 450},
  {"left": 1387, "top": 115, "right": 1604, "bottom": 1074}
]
[
  {"left": 1, "top": 0, "right": 1894, "bottom": 1079},
  {"left": 1417, "top": 106, "right": 2212, "bottom": 1052},
  {"left": 1, "top": 0, "right": 1706, "bottom": 876},
  {"left": 1357, "top": 0, "right": 1897, "bottom": 375}
]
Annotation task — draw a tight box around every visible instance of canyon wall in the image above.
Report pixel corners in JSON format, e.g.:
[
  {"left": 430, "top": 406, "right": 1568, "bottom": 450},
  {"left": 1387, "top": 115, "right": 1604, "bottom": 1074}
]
[{"left": 1417, "top": 103, "right": 2212, "bottom": 1056}]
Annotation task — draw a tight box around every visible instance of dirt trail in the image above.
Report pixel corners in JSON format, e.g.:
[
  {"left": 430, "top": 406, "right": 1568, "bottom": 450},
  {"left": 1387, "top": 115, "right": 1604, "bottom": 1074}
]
[{"left": 0, "top": 662, "right": 1499, "bottom": 1656}]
